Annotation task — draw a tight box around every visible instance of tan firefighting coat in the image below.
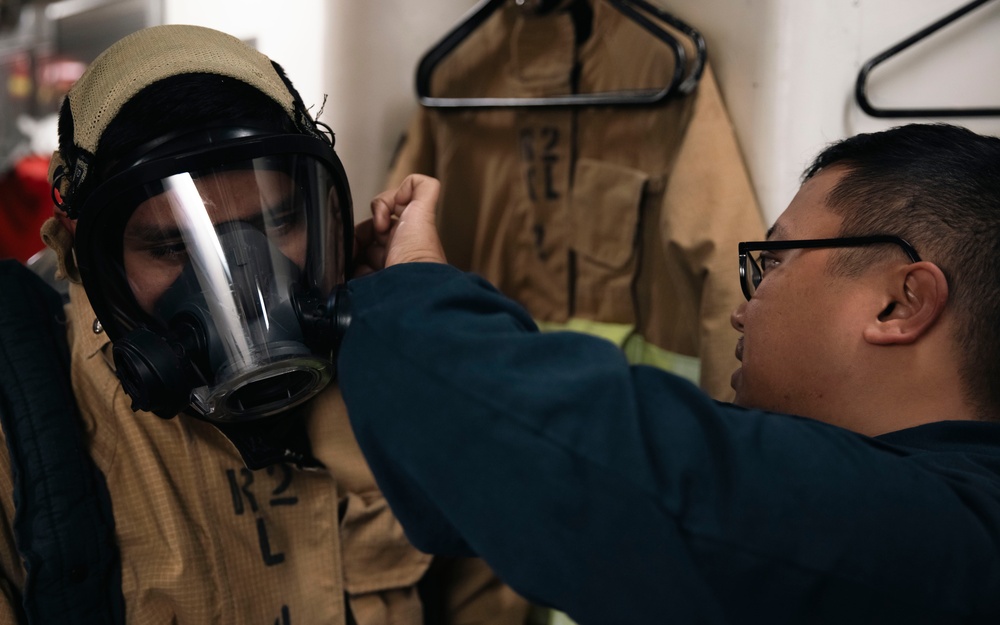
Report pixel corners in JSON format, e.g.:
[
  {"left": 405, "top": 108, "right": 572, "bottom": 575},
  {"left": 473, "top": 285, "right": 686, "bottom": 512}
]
[{"left": 0, "top": 275, "right": 528, "bottom": 624}]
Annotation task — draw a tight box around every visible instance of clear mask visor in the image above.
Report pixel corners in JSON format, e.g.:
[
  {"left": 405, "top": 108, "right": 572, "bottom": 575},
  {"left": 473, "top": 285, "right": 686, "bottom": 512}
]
[{"left": 119, "top": 153, "right": 345, "bottom": 420}]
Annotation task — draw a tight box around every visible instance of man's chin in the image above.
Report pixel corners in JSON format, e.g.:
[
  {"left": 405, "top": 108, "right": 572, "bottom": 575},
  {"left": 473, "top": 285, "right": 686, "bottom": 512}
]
[
  {"left": 730, "top": 369, "right": 759, "bottom": 409},
  {"left": 730, "top": 367, "right": 743, "bottom": 403}
]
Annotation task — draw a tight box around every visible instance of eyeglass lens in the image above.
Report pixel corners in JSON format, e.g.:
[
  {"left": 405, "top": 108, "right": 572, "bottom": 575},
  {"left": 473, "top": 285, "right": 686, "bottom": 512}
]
[{"left": 742, "top": 252, "right": 762, "bottom": 299}]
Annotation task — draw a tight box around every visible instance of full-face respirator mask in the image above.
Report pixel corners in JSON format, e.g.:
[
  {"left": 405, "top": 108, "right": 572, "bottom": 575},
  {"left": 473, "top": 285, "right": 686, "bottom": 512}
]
[{"left": 71, "top": 127, "right": 354, "bottom": 422}]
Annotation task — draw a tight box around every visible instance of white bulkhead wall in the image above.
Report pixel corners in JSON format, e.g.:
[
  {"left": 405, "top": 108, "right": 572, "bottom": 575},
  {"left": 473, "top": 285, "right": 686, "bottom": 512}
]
[{"left": 165, "top": 0, "right": 1000, "bottom": 224}]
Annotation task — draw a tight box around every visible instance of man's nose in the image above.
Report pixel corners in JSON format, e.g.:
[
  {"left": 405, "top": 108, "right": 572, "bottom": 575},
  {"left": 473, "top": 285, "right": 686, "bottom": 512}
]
[{"left": 730, "top": 301, "right": 746, "bottom": 333}]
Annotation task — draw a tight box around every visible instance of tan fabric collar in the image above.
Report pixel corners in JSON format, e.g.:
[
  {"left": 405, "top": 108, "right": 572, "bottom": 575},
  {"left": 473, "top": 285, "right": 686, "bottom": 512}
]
[
  {"left": 66, "top": 280, "right": 111, "bottom": 361},
  {"left": 40, "top": 216, "right": 80, "bottom": 283}
]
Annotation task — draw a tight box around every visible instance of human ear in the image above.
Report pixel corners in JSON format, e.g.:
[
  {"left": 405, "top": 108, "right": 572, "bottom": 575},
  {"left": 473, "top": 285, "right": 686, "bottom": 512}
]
[{"left": 863, "top": 262, "right": 948, "bottom": 345}]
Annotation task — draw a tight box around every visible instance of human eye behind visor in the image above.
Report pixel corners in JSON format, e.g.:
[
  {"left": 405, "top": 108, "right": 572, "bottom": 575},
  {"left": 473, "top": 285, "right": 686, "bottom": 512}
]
[
  {"left": 124, "top": 227, "right": 189, "bottom": 264},
  {"left": 262, "top": 196, "right": 307, "bottom": 238},
  {"left": 121, "top": 169, "right": 307, "bottom": 314},
  {"left": 124, "top": 195, "right": 304, "bottom": 268}
]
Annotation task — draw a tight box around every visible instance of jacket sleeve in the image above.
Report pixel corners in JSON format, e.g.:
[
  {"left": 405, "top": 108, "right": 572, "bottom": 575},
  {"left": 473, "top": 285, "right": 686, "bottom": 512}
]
[
  {"left": 338, "top": 263, "right": 1000, "bottom": 624},
  {"left": 0, "top": 433, "right": 24, "bottom": 623}
]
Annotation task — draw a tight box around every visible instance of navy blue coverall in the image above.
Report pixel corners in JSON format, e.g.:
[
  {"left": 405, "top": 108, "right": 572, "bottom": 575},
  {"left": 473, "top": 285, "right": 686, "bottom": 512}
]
[{"left": 339, "top": 263, "right": 1000, "bottom": 624}]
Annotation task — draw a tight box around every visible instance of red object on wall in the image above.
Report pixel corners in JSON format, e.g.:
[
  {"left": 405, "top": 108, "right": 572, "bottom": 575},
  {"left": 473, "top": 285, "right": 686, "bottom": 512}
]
[{"left": 0, "top": 154, "right": 52, "bottom": 263}]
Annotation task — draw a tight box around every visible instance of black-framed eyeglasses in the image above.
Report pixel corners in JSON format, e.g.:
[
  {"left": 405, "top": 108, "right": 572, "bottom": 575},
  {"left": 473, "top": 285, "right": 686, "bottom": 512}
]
[{"left": 738, "top": 235, "right": 922, "bottom": 301}]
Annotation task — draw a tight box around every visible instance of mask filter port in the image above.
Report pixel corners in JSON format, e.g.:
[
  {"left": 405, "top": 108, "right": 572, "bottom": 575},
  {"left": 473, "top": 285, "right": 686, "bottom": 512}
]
[{"left": 224, "top": 367, "right": 322, "bottom": 416}]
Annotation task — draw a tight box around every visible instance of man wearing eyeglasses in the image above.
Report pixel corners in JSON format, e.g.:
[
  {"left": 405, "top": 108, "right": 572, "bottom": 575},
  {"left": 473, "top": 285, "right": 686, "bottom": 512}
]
[{"left": 341, "top": 123, "right": 1000, "bottom": 623}]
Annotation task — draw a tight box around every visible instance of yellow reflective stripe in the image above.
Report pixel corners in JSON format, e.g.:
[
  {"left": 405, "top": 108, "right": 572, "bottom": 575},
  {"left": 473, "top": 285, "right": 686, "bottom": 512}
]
[
  {"left": 536, "top": 318, "right": 635, "bottom": 345},
  {"left": 548, "top": 611, "right": 582, "bottom": 625},
  {"left": 536, "top": 318, "right": 701, "bottom": 385}
]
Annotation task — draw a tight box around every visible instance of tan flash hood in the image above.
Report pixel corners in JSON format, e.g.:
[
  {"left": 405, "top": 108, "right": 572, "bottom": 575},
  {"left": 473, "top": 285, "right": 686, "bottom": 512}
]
[{"left": 49, "top": 24, "right": 321, "bottom": 219}]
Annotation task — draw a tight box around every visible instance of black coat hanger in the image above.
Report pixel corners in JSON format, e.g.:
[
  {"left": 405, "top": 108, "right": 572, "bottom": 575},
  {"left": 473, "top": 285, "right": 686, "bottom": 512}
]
[
  {"left": 855, "top": 0, "right": 1000, "bottom": 118},
  {"left": 414, "top": 0, "right": 706, "bottom": 109}
]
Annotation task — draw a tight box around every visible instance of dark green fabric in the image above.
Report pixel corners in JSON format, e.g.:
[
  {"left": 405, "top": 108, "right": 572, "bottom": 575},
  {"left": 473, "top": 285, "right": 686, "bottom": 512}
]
[
  {"left": 340, "top": 263, "right": 1000, "bottom": 624},
  {"left": 0, "top": 260, "right": 123, "bottom": 624}
]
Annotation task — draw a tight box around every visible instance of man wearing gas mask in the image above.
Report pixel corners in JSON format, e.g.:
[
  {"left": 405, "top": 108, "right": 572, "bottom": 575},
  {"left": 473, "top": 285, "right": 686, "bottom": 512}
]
[{"left": 0, "top": 25, "right": 529, "bottom": 624}]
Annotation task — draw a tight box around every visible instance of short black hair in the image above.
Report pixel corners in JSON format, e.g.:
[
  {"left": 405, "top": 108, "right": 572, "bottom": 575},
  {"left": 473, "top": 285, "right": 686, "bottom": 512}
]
[{"left": 804, "top": 123, "right": 1000, "bottom": 419}]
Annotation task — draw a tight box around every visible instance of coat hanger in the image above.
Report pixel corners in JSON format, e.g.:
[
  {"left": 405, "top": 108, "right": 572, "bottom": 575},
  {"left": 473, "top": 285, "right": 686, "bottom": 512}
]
[
  {"left": 414, "top": 0, "right": 706, "bottom": 109},
  {"left": 855, "top": 0, "right": 1000, "bottom": 118}
]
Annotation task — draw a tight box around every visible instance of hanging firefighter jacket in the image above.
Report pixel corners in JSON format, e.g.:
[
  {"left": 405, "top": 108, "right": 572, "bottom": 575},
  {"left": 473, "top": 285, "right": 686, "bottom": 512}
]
[{"left": 386, "top": 0, "right": 765, "bottom": 400}]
